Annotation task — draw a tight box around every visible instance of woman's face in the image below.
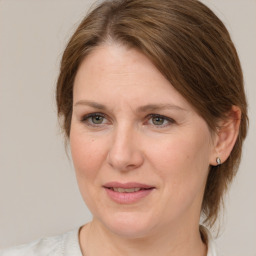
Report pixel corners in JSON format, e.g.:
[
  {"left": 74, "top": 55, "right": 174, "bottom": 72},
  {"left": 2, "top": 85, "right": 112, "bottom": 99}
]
[{"left": 70, "top": 44, "right": 216, "bottom": 238}]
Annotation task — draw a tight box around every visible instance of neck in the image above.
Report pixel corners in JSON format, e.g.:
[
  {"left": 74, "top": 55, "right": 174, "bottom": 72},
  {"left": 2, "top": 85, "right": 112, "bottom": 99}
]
[{"left": 79, "top": 219, "right": 207, "bottom": 256}]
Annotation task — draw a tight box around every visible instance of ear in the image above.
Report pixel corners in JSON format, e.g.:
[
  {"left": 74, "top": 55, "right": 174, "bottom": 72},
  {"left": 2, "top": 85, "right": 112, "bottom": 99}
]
[{"left": 210, "top": 106, "right": 241, "bottom": 166}]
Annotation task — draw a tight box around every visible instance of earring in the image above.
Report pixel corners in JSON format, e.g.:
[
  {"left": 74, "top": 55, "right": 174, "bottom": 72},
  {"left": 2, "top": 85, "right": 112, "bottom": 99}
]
[{"left": 216, "top": 157, "right": 221, "bottom": 165}]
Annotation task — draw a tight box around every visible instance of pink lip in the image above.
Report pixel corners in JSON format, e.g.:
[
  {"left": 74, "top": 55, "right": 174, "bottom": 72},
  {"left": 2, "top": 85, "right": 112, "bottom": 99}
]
[
  {"left": 103, "top": 182, "right": 155, "bottom": 204},
  {"left": 103, "top": 182, "right": 154, "bottom": 189}
]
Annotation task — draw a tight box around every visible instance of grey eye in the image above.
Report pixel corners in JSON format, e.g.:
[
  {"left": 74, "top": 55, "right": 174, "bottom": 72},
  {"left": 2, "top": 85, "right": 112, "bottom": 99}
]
[
  {"left": 91, "top": 115, "right": 104, "bottom": 124},
  {"left": 152, "top": 116, "right": 165, "bottom": 125}
]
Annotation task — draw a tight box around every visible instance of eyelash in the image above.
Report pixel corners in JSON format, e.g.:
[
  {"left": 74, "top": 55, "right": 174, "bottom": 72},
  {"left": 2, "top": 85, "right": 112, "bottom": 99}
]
[
  {"left": 80, "top": 113, "right": 175, "bottom": 128},
  {"left": 146, "top": 114, "right": 175, "bottom": 128},
  {"left": 81, "top": 113, "right": 108, "bottom": 127}
]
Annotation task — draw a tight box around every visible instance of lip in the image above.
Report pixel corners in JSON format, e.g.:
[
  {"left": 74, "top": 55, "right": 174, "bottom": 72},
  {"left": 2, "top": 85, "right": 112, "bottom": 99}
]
[
  {"left": 103, "top": 182, "right": 155, "bottom": 204},
  {"left": 103, "top": 182, "right": 154, "bottom": 189}
]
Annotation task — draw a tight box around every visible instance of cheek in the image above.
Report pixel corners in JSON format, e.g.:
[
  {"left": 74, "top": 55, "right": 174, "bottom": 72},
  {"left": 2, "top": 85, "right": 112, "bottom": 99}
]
[
  {"left": 147, "top": 128, "right": 212, "bottom": 192},
  {"left": 69, "top": 127, "right": 110, "bottom": 209},
  {"left": 70, "top": 129, "right": 106, "bottom": 181}
]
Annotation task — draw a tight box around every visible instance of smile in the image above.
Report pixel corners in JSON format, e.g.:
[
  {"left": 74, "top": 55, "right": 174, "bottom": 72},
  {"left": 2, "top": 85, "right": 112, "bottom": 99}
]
[
  {"left": 103, "top": 182, "right": 155, "bottom": 204},
  {"left": 110, "top": 187, "right": 148, "bottom": 193}
]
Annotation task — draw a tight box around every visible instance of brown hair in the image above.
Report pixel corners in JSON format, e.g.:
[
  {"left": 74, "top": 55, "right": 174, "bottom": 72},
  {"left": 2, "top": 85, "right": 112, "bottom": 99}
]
[{"left": 56, "top": 0, "right": 248, "bottom": 226}]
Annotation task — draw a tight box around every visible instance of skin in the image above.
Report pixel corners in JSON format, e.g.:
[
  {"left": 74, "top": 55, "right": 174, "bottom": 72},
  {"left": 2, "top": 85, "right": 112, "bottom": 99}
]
[{"left": 70, "top": 43, "right": 240, "bottom": 256}]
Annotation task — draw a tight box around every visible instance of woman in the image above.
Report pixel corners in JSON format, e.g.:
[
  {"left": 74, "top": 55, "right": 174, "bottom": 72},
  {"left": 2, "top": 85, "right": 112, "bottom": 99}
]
[{"left": 0, "top": 0, "right": 248, "bottom": 255}]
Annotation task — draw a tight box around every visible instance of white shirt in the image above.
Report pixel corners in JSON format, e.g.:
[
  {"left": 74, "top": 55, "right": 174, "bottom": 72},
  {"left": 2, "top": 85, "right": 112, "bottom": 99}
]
[{"left": 0, "top": 226, "right": 218, "bottom": 256}]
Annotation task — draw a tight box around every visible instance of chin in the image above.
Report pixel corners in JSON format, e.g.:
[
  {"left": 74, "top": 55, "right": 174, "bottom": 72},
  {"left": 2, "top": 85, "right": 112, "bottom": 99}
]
[{"left": 98, "top": 211, "right": 156, "bottom": 239}]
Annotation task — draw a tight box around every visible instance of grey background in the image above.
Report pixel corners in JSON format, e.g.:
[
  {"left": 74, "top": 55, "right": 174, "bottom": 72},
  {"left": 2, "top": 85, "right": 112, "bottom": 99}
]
[{"left": 0, "top": 0, "right": 255, "bottom": 255}]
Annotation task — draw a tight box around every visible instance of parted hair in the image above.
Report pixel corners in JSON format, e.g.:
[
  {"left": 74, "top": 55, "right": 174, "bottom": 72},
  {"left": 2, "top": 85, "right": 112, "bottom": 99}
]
[{"left": 56, "top": 0, "right": 248, "bottom": 226}]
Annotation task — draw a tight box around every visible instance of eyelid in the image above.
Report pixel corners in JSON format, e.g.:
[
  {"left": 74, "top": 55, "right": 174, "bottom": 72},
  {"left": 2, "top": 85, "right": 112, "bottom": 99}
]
[
  {"left": 146, "top": 113, "right": 175, "bottom": 127},
  {"left": 81, "top": 112, "right": 110, "bottom": 127},
  {"left": 81, "top": 112, "right": 106, "bottom": 121}
]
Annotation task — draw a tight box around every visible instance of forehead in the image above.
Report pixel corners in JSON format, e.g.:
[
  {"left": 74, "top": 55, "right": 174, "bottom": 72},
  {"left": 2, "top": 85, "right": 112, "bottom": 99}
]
[
  {"left": 73, "top": 44, "right": 191, "bottom": 109},
  {"left": 75, "top": 44, "right": 159, "bottom": 83}
]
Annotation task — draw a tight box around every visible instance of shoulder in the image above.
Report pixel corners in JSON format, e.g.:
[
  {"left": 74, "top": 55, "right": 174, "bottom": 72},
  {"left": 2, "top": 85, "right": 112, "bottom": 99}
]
[{"left": 0, "top": 228, "right": 82, "bottom": 256}]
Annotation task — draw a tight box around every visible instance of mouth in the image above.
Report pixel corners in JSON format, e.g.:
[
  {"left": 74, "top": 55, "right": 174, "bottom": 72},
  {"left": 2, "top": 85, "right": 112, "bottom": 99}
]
[
  {"left": 103, "top": 182, "right": 155, "bottom": 204},
  {"left": 106, "top": 187, "right": 153, "bottom": 193},
  {"left": 103, "top": 182, "right": 155, "bottom": 192}
]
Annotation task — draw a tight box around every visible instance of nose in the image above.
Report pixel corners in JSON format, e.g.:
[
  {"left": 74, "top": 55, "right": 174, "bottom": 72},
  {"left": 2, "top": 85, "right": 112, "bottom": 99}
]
[{"left": 107, "top": 125, "right": 144, "bottom": 172}]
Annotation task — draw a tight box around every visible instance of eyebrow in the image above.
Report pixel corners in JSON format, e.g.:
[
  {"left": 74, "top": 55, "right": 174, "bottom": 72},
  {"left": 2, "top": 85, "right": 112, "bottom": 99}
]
[
  {"left": 74, "top": 100, "right": 106, "bottom": 110},
  {"left": 136, "top": 104, "right": 187, "bottom": 113},
  {"left": 74, "top": 100, "right": 187, "bottom": 112}
]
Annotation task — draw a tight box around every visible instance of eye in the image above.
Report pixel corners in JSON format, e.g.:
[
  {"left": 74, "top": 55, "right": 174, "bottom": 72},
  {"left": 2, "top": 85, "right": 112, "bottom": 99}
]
[
  {"left": 91, "top": 115, "right": 104, "bottom": 124},
  {"left": 81, "top": 113, "right": 108, "bottom": 126},
  {"left": 151, "top": 116, "right": 166, "bottom": 125},
  {"left": 147, "top": 114, "right": 175, "bottom": 127}
]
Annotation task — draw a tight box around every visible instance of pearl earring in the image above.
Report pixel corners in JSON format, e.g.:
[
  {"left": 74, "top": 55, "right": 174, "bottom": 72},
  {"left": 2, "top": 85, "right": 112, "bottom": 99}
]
[{"left": 216, "top": 157, "right": 221, "bottom": 165}]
